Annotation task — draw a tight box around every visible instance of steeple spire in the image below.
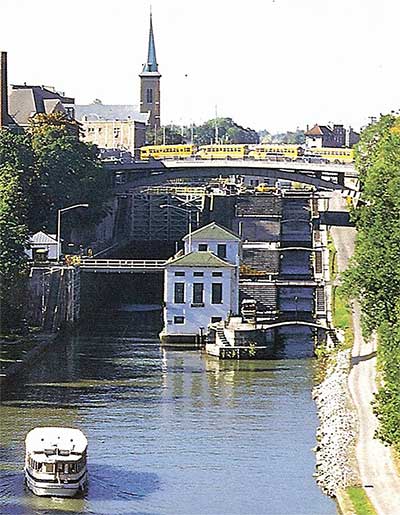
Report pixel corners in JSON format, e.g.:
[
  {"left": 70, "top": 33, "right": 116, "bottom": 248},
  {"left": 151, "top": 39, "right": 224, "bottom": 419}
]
[
  {"left": 139, "top": 9, "right": 161, "bottom": 131},
  {"left": 142, "top": 10, "right": 159, "bottom": 74}
]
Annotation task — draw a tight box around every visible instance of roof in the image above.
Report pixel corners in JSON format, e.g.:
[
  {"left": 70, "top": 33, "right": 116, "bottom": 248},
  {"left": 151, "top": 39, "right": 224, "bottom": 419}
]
[
  {"left": 167, "top": 251, "right": 234, "bottom": 268},
  {"left": 29, "top": 231, "right": 57, "bottom": 244},
  {"left": 305, "top": 124, "right": 333, "bottom": 137},
  {"left": 8, "top": 85, "right": 74, "bottom": 126},
  {"left": 75, "top": 104, "right": 149, "bottom": 124},
  {"left": 25, "top": 427, "right": 87, "bottom": 456},
  {"left": 141, "top": 12, "right": 160, "bottom": 75},
  {"left": 183, "top": 222, "right": 240, "bottom": 242}
]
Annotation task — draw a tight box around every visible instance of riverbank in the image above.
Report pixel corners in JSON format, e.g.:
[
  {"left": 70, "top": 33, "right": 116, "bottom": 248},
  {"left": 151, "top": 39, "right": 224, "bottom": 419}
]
[{"left": 313, "top": 348, "right": 358, "bottom": 497}]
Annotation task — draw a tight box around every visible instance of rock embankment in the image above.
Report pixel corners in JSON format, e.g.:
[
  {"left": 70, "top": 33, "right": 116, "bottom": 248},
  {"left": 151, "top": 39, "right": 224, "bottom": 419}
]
[{"left": 312, "top": 349, "right": 359, "bottom": 497}]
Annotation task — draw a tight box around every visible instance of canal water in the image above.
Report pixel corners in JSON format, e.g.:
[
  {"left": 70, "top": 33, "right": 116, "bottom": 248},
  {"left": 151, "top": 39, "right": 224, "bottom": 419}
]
[{"left": 0, "top": 313, "right": 336, "bottom": 515}]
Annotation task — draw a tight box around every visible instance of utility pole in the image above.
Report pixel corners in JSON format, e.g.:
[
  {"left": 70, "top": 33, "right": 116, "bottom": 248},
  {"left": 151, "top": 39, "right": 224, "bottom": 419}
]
[{"left": 214, "top": 104, "right": 219, "bottom": 144}]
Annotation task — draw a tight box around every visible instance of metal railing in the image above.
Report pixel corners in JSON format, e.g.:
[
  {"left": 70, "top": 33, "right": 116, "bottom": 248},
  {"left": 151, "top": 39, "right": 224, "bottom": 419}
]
[{"left": 79, "top": 259, "right": 167, "bottom": 270}]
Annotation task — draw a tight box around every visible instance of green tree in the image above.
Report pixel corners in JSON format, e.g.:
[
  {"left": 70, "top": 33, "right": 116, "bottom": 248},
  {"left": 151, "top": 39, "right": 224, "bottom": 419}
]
[
  {"left": 0, "top": 161, "right": 29, "bottom": 332},
  {"left": 146, "top": 125, "right": 185, "bottom": 145},
  {"left": 344, "top": 114, "right": 400, "bottom": 449},
  {"left": 193, "top": 118, "right": 259, "bottom": 145},
  {"left": 28, "top": 113, "right": 111, "bottom": 233}
]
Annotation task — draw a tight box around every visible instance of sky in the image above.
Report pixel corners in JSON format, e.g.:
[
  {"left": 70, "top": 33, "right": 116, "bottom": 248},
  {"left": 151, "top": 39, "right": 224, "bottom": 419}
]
[{"left": 1, "top": 0, "right": 399, "bottom": 133}]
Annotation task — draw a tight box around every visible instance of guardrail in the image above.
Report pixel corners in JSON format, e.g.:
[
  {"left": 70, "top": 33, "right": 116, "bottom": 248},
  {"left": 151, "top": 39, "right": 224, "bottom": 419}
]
[{"left": 79, "top": 259, "right": 167, "bottom": 271}]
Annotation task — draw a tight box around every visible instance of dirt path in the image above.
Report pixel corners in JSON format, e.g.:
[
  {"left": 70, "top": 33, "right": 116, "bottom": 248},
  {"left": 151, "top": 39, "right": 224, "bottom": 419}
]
[{"left": 329, "top": 192, "right": 400, "bottom": 515}]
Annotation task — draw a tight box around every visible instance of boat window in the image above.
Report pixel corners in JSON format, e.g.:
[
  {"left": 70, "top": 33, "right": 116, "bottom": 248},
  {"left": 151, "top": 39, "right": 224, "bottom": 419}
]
[
  {"left": 44, "top": 463, "right": 55, "bottom": 473},
  {"left": 57, "top": 462, "right": 65, "bottom": 473}
]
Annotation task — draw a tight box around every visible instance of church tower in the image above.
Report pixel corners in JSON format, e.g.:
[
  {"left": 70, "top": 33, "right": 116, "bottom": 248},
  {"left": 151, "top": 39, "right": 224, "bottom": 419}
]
[{"left": 140, "top": 11, "right": 161, "bottom": 132}]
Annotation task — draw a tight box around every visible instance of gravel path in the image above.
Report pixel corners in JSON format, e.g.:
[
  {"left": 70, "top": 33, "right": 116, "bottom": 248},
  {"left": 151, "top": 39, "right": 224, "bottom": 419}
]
[{"left": 329, "top": 192, "right": 400, "bottom": 515}]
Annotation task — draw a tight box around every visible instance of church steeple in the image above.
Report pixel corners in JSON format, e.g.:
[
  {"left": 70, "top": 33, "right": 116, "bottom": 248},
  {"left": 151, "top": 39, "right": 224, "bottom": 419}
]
[
  {"left": 139, "top": 10, "right": 161, "bottom": 132},
  {"left": 142, "top": 12, "right": 159, "bottom": 74}
]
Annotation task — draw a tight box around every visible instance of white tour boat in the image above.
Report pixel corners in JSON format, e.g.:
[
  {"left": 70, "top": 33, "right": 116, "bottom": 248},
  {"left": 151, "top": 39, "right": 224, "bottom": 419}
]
[{"left": 25, "top": 427, "right": 88, "bottom": 497}]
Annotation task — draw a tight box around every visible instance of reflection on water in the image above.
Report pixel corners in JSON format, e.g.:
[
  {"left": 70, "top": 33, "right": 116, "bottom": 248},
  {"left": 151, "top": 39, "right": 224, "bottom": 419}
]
[{"left": 0, "top": 314, "right": 336, "bottom": 515}]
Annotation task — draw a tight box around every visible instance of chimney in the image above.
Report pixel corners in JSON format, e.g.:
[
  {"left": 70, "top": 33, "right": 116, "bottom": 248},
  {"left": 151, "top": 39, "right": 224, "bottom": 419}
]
[{"left": 0, "top": 51, "right": 9, "bottom": 128}]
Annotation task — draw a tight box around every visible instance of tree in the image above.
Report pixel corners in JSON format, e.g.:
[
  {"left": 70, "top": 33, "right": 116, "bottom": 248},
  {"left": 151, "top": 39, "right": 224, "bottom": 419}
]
[
  {"left": 0, "top": 161, "right": 29, "bottom": 332},
  {"left": 344, "top": 114, "right": 400, "bottom": 449},
  {"left": 146, "top": 125, "right": 186, "bottom": 145},
  {"left": 0, "top": 114, "right": 112, "bottom": 332},
  {"left": 193, "top": 118, "right": 259, "bottom": 145},
  {"left": 28, "top": 113, "right": 111, "bottom": 233}
]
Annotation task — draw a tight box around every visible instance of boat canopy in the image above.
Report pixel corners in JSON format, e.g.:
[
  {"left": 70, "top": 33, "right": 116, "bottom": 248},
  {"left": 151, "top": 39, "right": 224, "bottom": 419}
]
[{"left": 25, "top": 427, "right": 87, "bottom": 460}]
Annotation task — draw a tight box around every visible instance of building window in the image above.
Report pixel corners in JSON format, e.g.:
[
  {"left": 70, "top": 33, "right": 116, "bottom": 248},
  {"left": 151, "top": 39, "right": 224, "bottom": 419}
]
[
  {"left": 198, "top": 244, "right": 208, "bottom": 251},
  {"left": 211, "top": 316, "right": 222, "bottom": 323},
  {"left": 211, "top": 283, "right": 223, "bottom": 304},
  {"left": 146, "top": 88, "right": 153, "bottom": 103},
  {"left": 192, "top": 283, "right": 204, "bottom": 305},
  {"left": 193, "top": 271, "right": 204, "bottom": 277},
  {"left": 217, "top": 244, "right": 227, "bottom": 259},
  {"left": 212, "top": 271, "right": 223, "bottom": 277},
  {"left": 174, "top": 271, "right": 185, "bottom": 276},
  {"left": 174, "top": 316, "right": 185, "bottom": 324},
  {"left": 174, "top": 283, "right": 185, "bottom": 304}
]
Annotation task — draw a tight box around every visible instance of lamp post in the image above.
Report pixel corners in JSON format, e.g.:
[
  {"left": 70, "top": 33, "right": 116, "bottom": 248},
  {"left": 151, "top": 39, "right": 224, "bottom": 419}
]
[
  {"left": 57, "top": 204, "right": 89, "bottom": 261},
  {"left": 160, "top": 203, "right": 199, "bottom": 250}
]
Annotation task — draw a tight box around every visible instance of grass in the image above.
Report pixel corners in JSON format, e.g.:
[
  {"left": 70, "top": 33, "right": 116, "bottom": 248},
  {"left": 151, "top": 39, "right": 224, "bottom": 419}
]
[
  {"left": 328, "top": 231, "right": 354, "bottom": 349},
  {"left": 332, "top": 286, "right": 354, "bottom": 348},
  {"left": 346, "top": 487, "right": 377, "bottom": 515},
  {"left": 327, "top": 233, "right": 338, "bottom": 280}
]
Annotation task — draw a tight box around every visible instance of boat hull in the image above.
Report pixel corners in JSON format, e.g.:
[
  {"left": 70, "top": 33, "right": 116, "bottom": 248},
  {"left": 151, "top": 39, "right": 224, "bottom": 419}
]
[{"left": 25, "top": 469, "right": 88, "bottom": 497}]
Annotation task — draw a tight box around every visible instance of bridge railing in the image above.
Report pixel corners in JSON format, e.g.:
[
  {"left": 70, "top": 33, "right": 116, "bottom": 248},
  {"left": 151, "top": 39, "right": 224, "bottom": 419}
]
[{"left": 80, "top": 259, "right": 167, "bottom": 269}]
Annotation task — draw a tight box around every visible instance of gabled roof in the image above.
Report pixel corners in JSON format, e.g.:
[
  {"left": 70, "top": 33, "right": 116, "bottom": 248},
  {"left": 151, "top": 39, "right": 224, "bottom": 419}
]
[
  {"left": 9, "top": 85, "right": 73, "bottom": 126},
  {"left": 75, "top": 104, "right": 149, "bottom": 123},
  {"left": 305, "top": 124, "right": 333, "bottom": 137},
  {"left": 167, "top": 251, "right": 234, "bottom": 268},
  {"left": 29, "top": 231, "right": 57, "bottom": 244},
  {"left": 183, "top": 222, "right": 240, "bottom": 242}
]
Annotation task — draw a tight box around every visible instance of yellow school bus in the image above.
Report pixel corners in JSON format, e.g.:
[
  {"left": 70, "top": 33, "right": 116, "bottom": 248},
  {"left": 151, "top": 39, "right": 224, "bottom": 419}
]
[
  {"left": 196, "top": 144, "right": 248, "bottom": 160},
  {"left": 306, "top": 147, "right": 354, "bottom": 164},
  {"left": 248, "top": 144, "right": 304, "bottom": 161},
  {"left": 140, "top": 145, "right": 196, "bottom": 160}
]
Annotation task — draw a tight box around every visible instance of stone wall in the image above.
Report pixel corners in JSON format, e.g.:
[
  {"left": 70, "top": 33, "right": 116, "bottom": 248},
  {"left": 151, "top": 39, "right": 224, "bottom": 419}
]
[{"left": 312, "top": 349, "right": 359, "bottom": 497}]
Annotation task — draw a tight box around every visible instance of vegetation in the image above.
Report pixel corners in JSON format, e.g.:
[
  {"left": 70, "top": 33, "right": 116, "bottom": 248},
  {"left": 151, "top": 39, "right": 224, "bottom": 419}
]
[
  {"left": 150, "top": 117, "right": 259, "bottom": 146},
  {"left": 343, "top": 114, "right": 400, "bottom": 449},
  {"left": 29, "top": 113, "right": 110, "bottom": 231},
  {"left": 0, "top": 163, "right": 29, "bottom": 332},
  {"left": 0, "top": 113, "right": 111, "bottom": 332},
  {"left": 260, "top": 128, "right": 305, "bottom": 145},
  {"left": 346, "top": 487, "right": 376, "bottom": 515},
  {"left": 332, "top": 287, "right": 353, "bottom": 348}
]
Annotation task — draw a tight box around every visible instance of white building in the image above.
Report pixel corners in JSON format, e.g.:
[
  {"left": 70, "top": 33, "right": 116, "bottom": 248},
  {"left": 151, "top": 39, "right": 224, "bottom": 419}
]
[
  {"left": 25, "top": 231, "right": 58, "bottom": 261},
  {"left": 160, "top": 223, "right": 241, "bottom": 345}
]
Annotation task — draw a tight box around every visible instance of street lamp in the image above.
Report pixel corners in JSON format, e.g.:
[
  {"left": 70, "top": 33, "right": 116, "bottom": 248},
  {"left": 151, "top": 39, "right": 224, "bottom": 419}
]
[
  {"left": 159, "top": 203, "right": 199, "bottom": 250},
  {"left": 57, "top": 204, "right": 89, "bottom": 261}
]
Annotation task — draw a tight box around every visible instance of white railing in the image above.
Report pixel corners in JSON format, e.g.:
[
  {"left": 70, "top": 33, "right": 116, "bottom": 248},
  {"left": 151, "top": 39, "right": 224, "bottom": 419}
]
[{"left": 80, "top": 259, "right": 167, "bottom": 270}]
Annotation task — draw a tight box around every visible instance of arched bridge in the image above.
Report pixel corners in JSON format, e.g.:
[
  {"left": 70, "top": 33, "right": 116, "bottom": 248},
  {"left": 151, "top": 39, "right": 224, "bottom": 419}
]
[{"left": 108, "top": 159, "right": 357, "bottom": 193}]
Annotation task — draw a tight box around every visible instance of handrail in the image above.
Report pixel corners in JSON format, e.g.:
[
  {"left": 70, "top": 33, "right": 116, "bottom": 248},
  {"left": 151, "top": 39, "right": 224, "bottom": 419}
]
[{"left": 80, "top": 259, "right": 167, "bottom": 269}]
